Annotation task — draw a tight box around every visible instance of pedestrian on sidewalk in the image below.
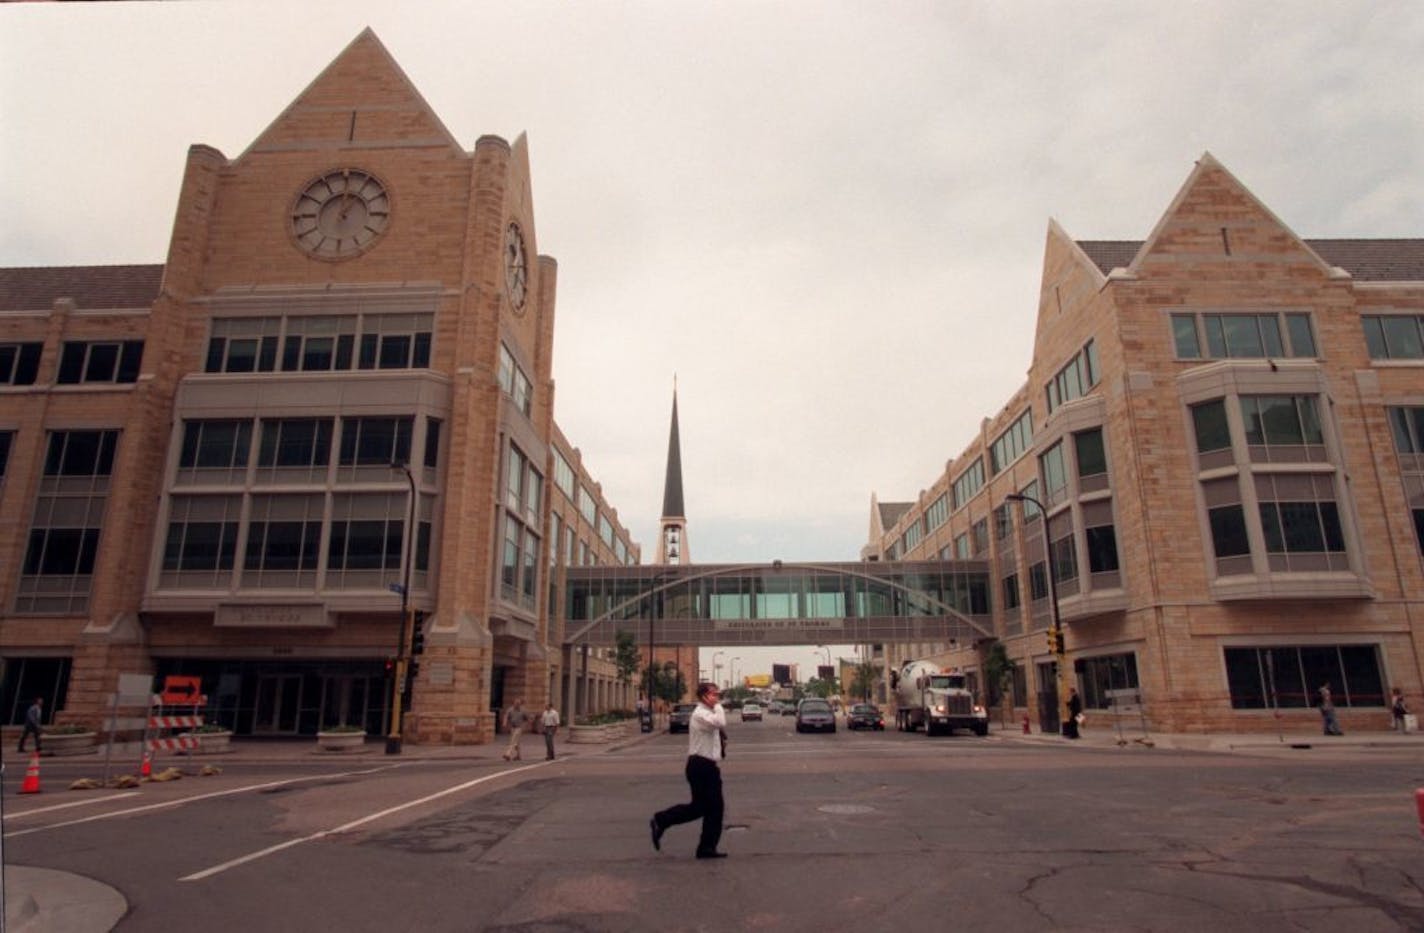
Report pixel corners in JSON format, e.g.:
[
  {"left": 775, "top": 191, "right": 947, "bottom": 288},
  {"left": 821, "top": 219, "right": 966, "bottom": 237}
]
[
  {"left": 541, "top": 702, "right": 560, "bottom": 760},
  {"left": 1317, "top": 684, "right": 1344, "bottom": 736},
  {"left": 502, "top": 699, "right": 528, "bottom": 761},
  {"left": 1064, "top": 687, "right": 1082, "bottom": 739},
  {"left": 17, "top": 696, "right": 43, "bottom": 752},
  {"left": 649, "top": 682, "right": 729, "bottom": 859},
  {"left": 1390, "top": 688, "right": 1408, "bottom": 733}
]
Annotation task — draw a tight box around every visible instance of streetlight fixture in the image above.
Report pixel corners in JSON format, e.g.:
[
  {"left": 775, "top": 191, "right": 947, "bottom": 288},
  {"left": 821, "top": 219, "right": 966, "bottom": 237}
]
[
  {"left": 1006, "top": 492, "right": 1071, "bottom": 738},
  {"left": 711, "top": 650, "right": 724, "bottom": 689},
  {"left": 386, "top": 461, "right": 417, "bottom": 754},
  {"left": 729, "top": 656, "right": 741, "bottom": 691}
]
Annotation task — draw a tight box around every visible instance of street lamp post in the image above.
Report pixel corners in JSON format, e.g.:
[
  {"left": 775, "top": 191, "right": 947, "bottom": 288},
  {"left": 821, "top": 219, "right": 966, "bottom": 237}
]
[
  {"left": 730, "top": 656, "right": 740, "bottom": 691},
  {"left": 712, "top": 651, "right": 724, "bottom": 690},
  {"left": 386, "top": 462, "right": 417, "bottom": 754},
  {"left": 1006, "top": 492, "right": 1071, "bottom": 738}
]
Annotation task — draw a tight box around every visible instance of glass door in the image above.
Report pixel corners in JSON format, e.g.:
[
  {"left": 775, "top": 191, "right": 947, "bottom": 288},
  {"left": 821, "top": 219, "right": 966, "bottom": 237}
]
[{"left": 253, "top": 674, "right": 302, "bottom": 734}]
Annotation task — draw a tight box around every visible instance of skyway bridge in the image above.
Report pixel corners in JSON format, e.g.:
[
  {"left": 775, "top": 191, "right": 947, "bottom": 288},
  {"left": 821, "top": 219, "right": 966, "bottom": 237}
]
[{"left": 561, "top": 560, "right": 995, "bottom": 649}]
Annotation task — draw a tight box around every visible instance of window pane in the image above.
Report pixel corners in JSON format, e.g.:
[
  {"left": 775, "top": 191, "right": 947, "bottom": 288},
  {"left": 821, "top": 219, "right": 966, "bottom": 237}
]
[
  {"left": 1221, "top": 315, "right": 1264, "bottom": 357},
  {"left": 1286, "top": 314, "right": 1316, "bottom": 357},
  {"left": 1224, "top": 648, "right": 1267, "bottom": 709},
  {"left": 1209, "top": 505, "right": 1250, "bottom": 558},
  {"left": 1258, "top": 316, "right": 1284, "bottom": 357},
  {"left": 1192, "top": 400, "right": 1231, "bottom": 453},
  {"left": 1171, "top": 315, "right": 1200, "bottom": 358},
  {"left": 1086, "top": 525, "right": 1119, "bottom": 573},
  {"left": 1382, "top": 316, "right": 1424, "bottom": 359},
  {"left": 1074, "top": 428, "right": 1107, "bottom": 478},
  {"left": 1362, "top": 318, "right": 1387, "bottom": 359}
]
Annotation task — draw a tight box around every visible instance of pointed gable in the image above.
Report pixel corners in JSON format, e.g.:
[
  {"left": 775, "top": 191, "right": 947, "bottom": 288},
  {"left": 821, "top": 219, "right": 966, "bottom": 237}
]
[
  {"left": 1123, "top": 152, "right": 1337, "bottom": 281},
  {"left": 243, "top": 28, "right": 462, "bottom": 157}
]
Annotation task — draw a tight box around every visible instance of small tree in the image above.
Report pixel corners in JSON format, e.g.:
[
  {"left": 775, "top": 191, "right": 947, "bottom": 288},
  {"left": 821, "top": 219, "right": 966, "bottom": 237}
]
[
  {"left": 613, "top": 629, "right": 641, "bottom": 689},
  {"left": 805, "top": 676, "right": 839, "bottom": 699},
  {"left": 982, "top": 641, "right": 1019, "bottom": 726},
  {"left": 642, "top": 660, "right": 687, "bottom": 705},
  {"left": 850, "top": 661, "right": 877, "bottom": 702}
]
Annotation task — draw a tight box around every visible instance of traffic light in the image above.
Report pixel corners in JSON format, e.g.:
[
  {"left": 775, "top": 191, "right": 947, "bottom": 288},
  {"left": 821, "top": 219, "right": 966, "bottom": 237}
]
[
  {"left": 1045, "top": 628, "right": 1063, "bottom": 654},
  {"left": 410, "top": 610, "right": 426, "bottom": 656}
]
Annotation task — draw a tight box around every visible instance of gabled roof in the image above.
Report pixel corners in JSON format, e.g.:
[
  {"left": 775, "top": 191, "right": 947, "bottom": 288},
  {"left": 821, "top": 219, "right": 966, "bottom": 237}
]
[
  {"left": 1078, "top": 238, "right": 1424, "bottom": 282},
  {"left": 241, "top": 28, "right": 462, "bottom": 159},
  {"left": 0, "top": 265, "right": 164, "bottom": 312}
]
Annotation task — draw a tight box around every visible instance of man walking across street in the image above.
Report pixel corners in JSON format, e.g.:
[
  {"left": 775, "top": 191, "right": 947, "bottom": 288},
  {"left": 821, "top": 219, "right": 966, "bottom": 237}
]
[
  {"left": 650, "top": 682, "right": 729, "bottom": 859},
  {"left": 18, "top": 696, "right": 43, "bottom": 753},
  {"left": 542, "top": 702, "right": 560, "bottom": 760},
  {"left": 502, "top": 699, "right": 528, "bottom": 761}
]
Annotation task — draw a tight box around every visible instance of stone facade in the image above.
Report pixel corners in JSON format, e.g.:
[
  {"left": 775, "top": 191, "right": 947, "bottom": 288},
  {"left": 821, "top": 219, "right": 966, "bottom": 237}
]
[
  {"left": 0, "top": 30, "right": 639, "bottom": 744},
  {"left": 868, "top": 155, "right": 1424, "bottom": 736}
]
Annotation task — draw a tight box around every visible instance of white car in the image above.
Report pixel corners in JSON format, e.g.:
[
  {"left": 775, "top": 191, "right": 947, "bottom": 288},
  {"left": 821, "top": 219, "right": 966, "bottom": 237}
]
[{"left": 740, "top": 702, "right": 763, "bottom": 721}]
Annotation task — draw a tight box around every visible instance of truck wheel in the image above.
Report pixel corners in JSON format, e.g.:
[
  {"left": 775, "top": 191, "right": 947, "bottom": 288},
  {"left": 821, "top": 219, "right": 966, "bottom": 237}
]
[{"left": 973, "top": 723, "right": 989, "bottom": 737}]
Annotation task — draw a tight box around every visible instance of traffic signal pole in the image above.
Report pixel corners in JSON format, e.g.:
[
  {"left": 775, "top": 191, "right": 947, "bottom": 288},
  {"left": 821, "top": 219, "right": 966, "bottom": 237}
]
[
  {"left": 387, "top": 462, "right": 417, "bottom": 754},
  {"left": 1009, "top": 492, "right": 1071, "bottom": 738}
]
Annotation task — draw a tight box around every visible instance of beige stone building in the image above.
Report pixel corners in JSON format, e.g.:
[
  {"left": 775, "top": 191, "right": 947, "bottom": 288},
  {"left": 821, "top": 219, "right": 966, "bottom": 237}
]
[
  {"left": 865, "top": 155, "right": 1424, "bottom": 735},
  {"left": 0, "top": 30, "right": 640, "bottom": 744}
]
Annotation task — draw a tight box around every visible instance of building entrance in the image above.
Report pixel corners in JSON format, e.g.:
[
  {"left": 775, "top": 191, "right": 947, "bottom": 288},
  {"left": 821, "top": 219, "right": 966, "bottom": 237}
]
[{"left": 253, "top": 674, "right": 303, "bottom": 734}]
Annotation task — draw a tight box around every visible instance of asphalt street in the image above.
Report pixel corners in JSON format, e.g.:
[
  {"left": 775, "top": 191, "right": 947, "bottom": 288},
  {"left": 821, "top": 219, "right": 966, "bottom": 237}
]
[{"left": 4, "top": 717, "right": 1424, "bottom": 932}]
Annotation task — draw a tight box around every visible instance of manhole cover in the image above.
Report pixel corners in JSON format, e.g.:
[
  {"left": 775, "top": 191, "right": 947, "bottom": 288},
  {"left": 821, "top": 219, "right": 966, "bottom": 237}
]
[{"left": 817, "top": 804, "right": 874, "bottom": 815}]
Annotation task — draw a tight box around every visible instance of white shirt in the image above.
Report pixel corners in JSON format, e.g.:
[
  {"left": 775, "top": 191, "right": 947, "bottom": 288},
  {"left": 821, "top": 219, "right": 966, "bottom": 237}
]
[
  {"left": 542, "top": 709, "right": 560, "bottom": 729},
  {"left": 687, "top": 702, "right": 726, "bottom": 761}
]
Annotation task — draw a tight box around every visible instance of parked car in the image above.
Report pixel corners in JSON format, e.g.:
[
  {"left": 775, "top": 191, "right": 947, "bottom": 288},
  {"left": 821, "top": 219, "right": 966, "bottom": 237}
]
[
  {"left": 767, "top": 701, "right": 784, "bottom": 716},
  {"left": 847, "top": 703, "right": 885, "bottom": 731},
  {"left": 741, "top": 702, "right": 763, "bottom": 721},
  {"left": 795, "top": 698, "right": 836, "bottom": 733},
  {"left": 669, "top": 703, "right": 698, "bottom": 733}
]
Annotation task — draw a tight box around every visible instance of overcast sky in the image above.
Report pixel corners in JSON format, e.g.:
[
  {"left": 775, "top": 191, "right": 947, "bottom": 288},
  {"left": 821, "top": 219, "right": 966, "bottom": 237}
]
[{"left": 4, "top": 2, "right": 1422, "bottom": 680}]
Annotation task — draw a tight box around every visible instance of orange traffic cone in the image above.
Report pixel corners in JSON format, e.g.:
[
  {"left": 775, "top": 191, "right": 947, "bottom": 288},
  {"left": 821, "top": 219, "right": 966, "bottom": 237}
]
[
  {"left": 20, "top": 751, "right": 42, "bottom": 794},
  {"left": 140, "top": 750, "right": 153, "bottom": 779}
]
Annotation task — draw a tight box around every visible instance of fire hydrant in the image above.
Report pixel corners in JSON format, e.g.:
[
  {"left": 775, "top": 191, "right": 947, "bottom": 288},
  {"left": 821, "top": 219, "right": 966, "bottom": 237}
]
[{"left": 1022, "top": 714, "right": 1031, "bottom": 734}]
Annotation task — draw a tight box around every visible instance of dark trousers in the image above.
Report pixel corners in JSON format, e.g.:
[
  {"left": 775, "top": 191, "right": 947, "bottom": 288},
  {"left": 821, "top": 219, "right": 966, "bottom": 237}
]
[
  {"left": 18, "top": 723, "right": 41, "bottom": 752},
  {"left": 544, "top": 730, "right": 556, "bottom": 759},
  {"left": 653, "top": 755, "right": 723, "bottom": 854}
]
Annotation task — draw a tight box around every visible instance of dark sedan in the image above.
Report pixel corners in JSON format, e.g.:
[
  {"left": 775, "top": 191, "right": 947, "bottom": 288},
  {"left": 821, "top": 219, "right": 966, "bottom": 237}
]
[
  {"left": 668, "top": 703, "right": 697, "bottom": 733},
  {"left": 795, "top": 698, "right": 836, "bottom": 733},
  {"left": 847, "top": 703, "right": 885, "bottom": 730}
]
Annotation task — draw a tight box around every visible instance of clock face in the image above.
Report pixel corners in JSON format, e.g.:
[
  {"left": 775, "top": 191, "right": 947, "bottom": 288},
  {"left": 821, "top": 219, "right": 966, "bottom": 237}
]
[
  {"left": 290, "top": 168, "right": 391, "bottom": 260},
  {"left": 505, "top": 223, "right": 528, "bottom": 311}
]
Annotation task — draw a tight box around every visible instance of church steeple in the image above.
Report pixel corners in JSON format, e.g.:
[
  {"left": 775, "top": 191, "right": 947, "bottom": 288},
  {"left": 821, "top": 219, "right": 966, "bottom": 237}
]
[{"left": 656, "top": 382, "right": 688, "bottom": 564}]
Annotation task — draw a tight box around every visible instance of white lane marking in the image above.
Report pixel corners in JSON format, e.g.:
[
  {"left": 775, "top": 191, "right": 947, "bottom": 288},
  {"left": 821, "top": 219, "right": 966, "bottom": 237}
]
[
  {"left": 3, "top": 764, "right": 400, "bottom": 840},
  {"left": 180, "top": 760, "right": 552, "bottom": 882},
  {"left": 5, "top": 792, "right": 141, "bottom": 818}
]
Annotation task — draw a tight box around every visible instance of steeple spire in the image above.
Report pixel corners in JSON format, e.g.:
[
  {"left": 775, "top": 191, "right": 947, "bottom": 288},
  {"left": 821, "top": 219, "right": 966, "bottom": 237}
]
[{"left": 656, "top": 380, "right": 688, "bottom": 564}]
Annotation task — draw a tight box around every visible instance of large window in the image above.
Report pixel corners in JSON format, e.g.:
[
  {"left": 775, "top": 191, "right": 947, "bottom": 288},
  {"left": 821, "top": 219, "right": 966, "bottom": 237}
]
[
  {"left": 258, "top": 418, "right": 333, "bottom": 478},
  {"left": 925, "top": 494, "right": 948, "bottom": 533},
  {"left": 1255, "top": 474, "right": 1346, "bottom": 570},
  {"left": 1082, "top": 501, "right": 1119, "bottom": 576},
  {"left": 338, "top": 417, "right": 412, "bottom": 468},
  {"left": 0, "top": 430, "right": 12, "bottom": 479},
  {"left": 1172, "top": 312, "right": 1316, "bottom": 360},
  {"left": 0, "top": 342, "right": 43, "bottom": 386},
  {"left": 162, "top": 496, "right": 240, "bottom": 584},
  {"left": 1191, "top": 399, "right": 1231, "bottom": 454},
  {"left": 1074, "top": 428, "right": 1107, "bottom": 480},
  {"left": 1224, "top": 644, "right": 1384, "bottom": 709},
  {"left": 57, "top": 340, "right": 144, "bottom": 384},
  {"left": 327, "top": 493, "right": 404, "bottom": 578},
  {"left": 989, "top": 410, "right": 1033, "bottom": 474},
  {"left": 206, "top": 313, "right": 432, "bottom": 374},
  {"left": 244, "top": 497, "right": 324, "bottom": 583},
  {"left": 179, "top": 420, "right": 252, "bottom": 480},
  {"left": 1039, "top": 442, "right": 1068, "bottom": 503},
  {"left": 1078, "top": 653, "right": 1139, "bottom": 710},
  {"left": 497, "top": 343, "right": 533, "bottom": 417},
  {"left": 951, "top": 458, "right": 984, "bottom": 510},
  {"left": 1388, "top": 406, "right": 1424, "bottom": 554},
  {"left": 1362, "top": 314, "right": 1424, "bottom": 361},
  {"left": 553, "top": 449, "right": 576, "bottom": 499},
  {"left": 1045, "top": 339, "right": 1099, "bottom": 414},
  {"left": 17, "top": 430, "right": 119, "bottom": 613},
  {"left": 1240, "top": 395, "right": 1323, "bottom": 451}
]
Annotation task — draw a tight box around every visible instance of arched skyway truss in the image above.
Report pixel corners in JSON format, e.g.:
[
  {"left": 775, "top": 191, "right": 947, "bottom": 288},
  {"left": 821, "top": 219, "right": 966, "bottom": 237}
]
[{"left": 561, "top": 560, "right": 995, "bottom": 649}]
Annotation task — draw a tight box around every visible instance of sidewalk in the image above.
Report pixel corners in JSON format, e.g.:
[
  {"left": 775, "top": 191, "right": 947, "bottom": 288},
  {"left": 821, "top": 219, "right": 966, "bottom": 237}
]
[{"left": 1004, "top": 724, "right": 1424, "bottom": 752}]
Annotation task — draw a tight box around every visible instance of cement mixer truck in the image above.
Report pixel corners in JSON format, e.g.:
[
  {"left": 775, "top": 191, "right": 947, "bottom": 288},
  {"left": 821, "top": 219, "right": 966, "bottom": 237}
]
[{"left": 891, "top": 659, "right": 989, "bottom": 736}]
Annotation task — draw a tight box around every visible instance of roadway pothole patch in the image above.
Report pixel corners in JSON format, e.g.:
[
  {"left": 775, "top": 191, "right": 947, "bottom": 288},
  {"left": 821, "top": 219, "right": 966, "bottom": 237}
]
[{"left": 817, "top": 803, "right": 875, "bottom": 815}]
